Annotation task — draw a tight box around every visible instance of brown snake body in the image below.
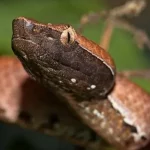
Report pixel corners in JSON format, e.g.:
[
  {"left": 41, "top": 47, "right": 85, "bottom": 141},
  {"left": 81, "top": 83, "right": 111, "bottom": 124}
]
[
  {"left": 0, "top": 56, "right": 103, "bottom": 150},
  {"left": 0, "top": 56, "right": 150, "bottom": 150}
]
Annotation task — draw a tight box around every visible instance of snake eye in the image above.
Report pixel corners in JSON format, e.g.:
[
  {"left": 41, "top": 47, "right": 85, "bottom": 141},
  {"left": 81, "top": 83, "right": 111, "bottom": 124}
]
[
  {"left": 60, "top": 26, "right": 76, "bottom": 45},
  {"left": 67, "top": 32, "right": 71, "bottom": 43}
]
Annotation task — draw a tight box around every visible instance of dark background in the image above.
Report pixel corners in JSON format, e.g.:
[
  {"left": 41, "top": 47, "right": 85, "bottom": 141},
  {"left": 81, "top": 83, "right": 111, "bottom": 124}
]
[{"left": 0, "top": 0, "right": 150, "bottom": 150}]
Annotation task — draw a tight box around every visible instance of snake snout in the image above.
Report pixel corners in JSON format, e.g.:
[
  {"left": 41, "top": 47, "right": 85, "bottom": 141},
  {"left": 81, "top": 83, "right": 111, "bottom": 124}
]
[{"left": 12, "top": 17, "right": 34, "bottom": 40}]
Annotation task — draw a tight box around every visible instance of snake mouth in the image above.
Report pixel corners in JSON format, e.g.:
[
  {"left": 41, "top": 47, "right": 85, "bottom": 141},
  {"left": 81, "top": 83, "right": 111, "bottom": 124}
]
[{"left": 11, "top": 37, "right": 37, "bottom": 82}]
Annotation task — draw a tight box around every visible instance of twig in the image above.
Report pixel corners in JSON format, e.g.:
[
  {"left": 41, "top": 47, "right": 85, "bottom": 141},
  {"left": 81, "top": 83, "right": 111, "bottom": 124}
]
[
  {"left": 99, "top": 21, "right": 114, "bottom": 51},
  {"left": 119, "top": 70, "right": 150, "bottom": 79},
  {"left": 109, "top": 0, "right": 146, "bottom": 18},
  {"left": 78, "top": 0, "right": 150, "bottom": 50}
]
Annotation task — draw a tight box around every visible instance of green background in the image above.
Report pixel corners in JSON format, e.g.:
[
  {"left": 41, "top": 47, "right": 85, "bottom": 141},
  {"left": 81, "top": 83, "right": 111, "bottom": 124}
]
[{"left": 0, "top": 0, "right": 150, "bottom": 150}]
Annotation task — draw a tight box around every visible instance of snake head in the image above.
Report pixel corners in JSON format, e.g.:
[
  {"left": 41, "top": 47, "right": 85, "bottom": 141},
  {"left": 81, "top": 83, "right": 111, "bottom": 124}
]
[{"left": 12, "top": 17, "right": 115, "bottom": 100}]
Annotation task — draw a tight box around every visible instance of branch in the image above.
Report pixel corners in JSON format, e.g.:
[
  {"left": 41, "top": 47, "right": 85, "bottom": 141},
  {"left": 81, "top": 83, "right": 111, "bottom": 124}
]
[
  {"left": 119, "top": 69, "right": 150, "bottom": 79},
  {"left": 78, "top": 0, "right": 150, "bottom": 50}
]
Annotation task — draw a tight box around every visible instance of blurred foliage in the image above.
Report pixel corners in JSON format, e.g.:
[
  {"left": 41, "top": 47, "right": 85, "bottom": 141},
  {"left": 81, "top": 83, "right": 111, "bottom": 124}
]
[
  {"left": 0, "top": 0, "right": 103, "bottom": 54},
  {"left": 0, "top": 0, "right": 150, "bottom": 150}
]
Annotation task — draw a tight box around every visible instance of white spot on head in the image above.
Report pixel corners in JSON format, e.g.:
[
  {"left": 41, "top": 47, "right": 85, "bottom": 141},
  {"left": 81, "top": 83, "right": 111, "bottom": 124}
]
[
  {"left": 93, "top": 109, "right": 104, "bottom": 119},
  {"left": 87, "top": 85, "right": 96, "bottom": 90},
  {"left": 71, "top": 78, "right": 76, "bottom": 83},
  {"left": 85, "top": 107, "right": 90, "bottom": 113},
  {"left": 59, "top": 81, "right": 63, "bottom": 83},
  {"left": 87, "top": 87, "right": 91, "bottom": 90},
  {"left": 48, "top": 37, "right": 54, "bottom": 40},
  {"left": 91, "top": 85, "right": 96, "bottom": 89}
]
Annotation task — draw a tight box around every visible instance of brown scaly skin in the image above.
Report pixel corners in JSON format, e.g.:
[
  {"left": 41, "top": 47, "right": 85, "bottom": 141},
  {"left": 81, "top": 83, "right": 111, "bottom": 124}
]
[
  {"left": 0, "top": 56, "right": 129, "bottom": 150},
  {"left": 0, "top": 56, "right": 108, "bottom": 150},
  {"left": 60, "top": 75, "right": 150, "bottom": 150},
  {"left": 10, "top": 17, "right": 150, "bottom": 149},
  {"left": 0, "top": 57, "right": 150, "bottom": 150},
  {"left": 0, "top": 57, "right": 148, "bottom": 149}
]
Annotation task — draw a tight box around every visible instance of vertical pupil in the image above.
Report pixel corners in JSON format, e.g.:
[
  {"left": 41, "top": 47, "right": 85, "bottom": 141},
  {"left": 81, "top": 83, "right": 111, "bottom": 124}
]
[{"left": 67, "top": 32, "right": 71, "bottom": 43}]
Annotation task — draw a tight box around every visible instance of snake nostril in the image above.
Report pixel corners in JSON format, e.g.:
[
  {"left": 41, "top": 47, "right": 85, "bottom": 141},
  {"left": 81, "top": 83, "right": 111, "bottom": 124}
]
[{"left": 25, "top": 20, "right": 34, "bottom": 31}]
